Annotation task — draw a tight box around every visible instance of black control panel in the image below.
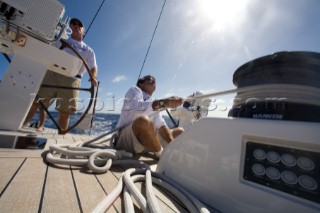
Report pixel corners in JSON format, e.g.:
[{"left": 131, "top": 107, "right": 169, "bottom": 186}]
[{"left": 243, "top": 141, "right": 320, "bottom": 204}]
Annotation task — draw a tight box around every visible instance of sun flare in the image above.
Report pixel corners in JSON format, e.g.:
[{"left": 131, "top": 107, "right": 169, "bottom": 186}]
[{"left": 200, "top": 0, "right": 250, "bottom": 31}]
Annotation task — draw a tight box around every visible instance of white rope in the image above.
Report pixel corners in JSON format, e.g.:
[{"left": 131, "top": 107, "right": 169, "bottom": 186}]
[
  {"left": 185, "top": 84, "right": 320, "bottom": 107},
  {"left": 92, "top": 168, "right": 210, "bottom": 213},
  {"left": 46, "top": 144, "right": 133, "bottom": 173},
  {"left": 152, "top": 172, "right": 210, "bottom": 213},
  {"left": 123, "top": 168, "right": 148, "bottom": 212},
  {"left": 146, "top": 170, "right": 161, "bottom": 213},
  {"left": 123, "top": 185, "right": 135, "bottom": 213},
  {"left": 149, "top": 176, "right": 198, "bottom": 212},
  {"left": 92, "top": 161, "right": 151, "bottom": 213}
]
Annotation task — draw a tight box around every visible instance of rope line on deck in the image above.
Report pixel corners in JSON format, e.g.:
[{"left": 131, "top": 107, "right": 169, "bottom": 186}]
[
  {"left": 92, "top": 168, "right": 211, "bottom": 213},
  {"left": 46, "top": 143, "right": 133, "bottom": 173},
  {"left": 45, "top": 138, "right": 210, "bottom": 213}
]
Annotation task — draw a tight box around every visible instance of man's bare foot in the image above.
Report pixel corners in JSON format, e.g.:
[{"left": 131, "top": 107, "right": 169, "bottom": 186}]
[
  {"left": 22, "top": 123, "right": 29, "bottom": 128},
  {"left": 36, "top": 127, "right": 45, "bottom": 132}
]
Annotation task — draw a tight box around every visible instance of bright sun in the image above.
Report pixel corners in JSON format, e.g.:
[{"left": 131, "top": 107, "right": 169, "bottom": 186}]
[{"left": 199, "top": 0, "right": 250, "bottom": 31}]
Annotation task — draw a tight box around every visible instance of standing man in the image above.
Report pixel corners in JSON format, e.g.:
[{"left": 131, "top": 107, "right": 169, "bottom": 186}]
[
  {"left": 114, "top": 75, "right": 184, "bottom": 159},
  {"left": 23, "top": 18, "right": 98, "bottom": 133}
]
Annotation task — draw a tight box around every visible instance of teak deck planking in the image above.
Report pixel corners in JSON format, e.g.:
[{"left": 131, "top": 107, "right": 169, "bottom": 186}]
[{"left": 0, "top": 129, "right": 185, "bottom": 212}]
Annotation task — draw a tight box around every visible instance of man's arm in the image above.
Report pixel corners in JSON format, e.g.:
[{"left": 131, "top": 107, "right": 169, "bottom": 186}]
[
  {"left": 152, "top": 96, "right": 183, "bottom": 111},
  {"left": 89, "top": 67, "right": 98, "bottom": 86}
]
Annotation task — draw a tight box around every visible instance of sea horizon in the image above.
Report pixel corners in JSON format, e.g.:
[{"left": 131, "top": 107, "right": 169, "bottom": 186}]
[{"left": 28, "top": 111, "right": 177, "bottom": 136}]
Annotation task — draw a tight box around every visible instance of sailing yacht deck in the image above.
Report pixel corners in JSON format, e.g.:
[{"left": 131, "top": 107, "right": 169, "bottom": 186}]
[{"left": 0, "top": 129, "right": 186, "bottom": 213}]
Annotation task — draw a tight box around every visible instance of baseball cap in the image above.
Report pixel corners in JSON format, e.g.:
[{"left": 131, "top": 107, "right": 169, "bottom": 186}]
[
  {"left": 136, "top": 75, "right": 156, "bottom": 86},
  {"left": 70, "top": 18, "right": 84, "bottom": 28}
]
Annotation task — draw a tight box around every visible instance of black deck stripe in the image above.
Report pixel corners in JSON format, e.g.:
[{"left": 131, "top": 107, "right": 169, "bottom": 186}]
[
  {"left": 38, "top": 163, "right": 49, "bottom": 213},
  {"left": 0, "top": 158, "right": 27, "bottom": 197},
  {"left": 94, "top": 174, "right": 108, "bottom": 195},
  {"left": 71, "top": 167, "right": 84, "bottom": 213}
]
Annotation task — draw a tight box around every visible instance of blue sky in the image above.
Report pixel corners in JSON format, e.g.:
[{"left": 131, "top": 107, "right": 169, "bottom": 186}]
[{"left": 1, "top": 0, "right": 320, "bottom": 116}]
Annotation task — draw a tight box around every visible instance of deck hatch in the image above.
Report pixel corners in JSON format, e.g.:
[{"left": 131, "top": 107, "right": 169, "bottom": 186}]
[{"left": 0, "top": 134, "right": 47, "bottom": 149}]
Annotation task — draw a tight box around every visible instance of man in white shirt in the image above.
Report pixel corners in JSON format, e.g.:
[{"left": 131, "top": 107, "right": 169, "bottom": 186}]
[
  {"left": 23, "top": 18, "right": 98, "bottom": 133},
  {"left": 115, "top": 75, "right": 184, "bottom": 158}
]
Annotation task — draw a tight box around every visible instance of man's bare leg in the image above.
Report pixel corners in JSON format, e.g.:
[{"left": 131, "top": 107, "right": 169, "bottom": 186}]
[
  {"left": 23, "top": 103, "right": 40, "bottom": 127},
  {"left": 132, "top": 115, "right": 162, "bottom": 152},
  {"left": 36, "top": 108, "right": 47, "bottom": 132},
  {"left": 172, "top": 127, "right": 184, "bottom": 138},
  {"left": 58, "top": 111, "right": 71, "bottom": 131},
  {"left": 158, "top": 125, "right": 184, "bottom": 144}
]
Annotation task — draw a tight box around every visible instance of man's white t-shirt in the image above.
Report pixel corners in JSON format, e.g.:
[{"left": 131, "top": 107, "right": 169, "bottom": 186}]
[{"left": 116, "top": 86, "right": 166, "bottom": 129}]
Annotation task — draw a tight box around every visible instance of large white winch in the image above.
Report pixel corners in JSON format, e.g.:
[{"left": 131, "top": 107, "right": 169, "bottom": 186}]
[{"left": 158, "top": 51, "right": 320, "bottom": 213}]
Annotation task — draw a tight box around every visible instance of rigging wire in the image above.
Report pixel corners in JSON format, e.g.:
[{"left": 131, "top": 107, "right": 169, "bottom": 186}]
[
  {"left": 135, "top": 0, "right": 179, "bottom": 127},
  {"left": 136, "top": 0, "right": 178, "bottom": 128},
  {"left": 137, "top": 0, "right": 167, "bottom": 79},
  {"left": 84, "top": 0, "right": 107, "bottom": 39}
]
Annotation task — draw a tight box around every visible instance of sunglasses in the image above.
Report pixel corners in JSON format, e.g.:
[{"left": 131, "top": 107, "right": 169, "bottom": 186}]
[
  {"left": 71, "top": 22, "right": 83, "bottom": 28},
  {"left": 145, "top": 78, "right": 156, "bottom": 85}
]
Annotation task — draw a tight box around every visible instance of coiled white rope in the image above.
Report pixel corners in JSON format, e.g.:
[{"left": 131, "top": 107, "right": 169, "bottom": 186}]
[
  {"left": 45, "top": 140, "right": 210, "bottom": 212},
  {"left": 46, "top": 143, "right": 133, "bottom": 173},
  {"left": 92, "top": 167, "right": 211, "bottom": 213}
]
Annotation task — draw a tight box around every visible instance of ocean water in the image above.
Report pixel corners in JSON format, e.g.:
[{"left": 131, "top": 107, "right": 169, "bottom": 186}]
[
  {"left": 29, "top": 111, "right": 120, "bottom": 135},
  {"left": 29, "top": 111, "right": 176, "bottom": 136}
]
